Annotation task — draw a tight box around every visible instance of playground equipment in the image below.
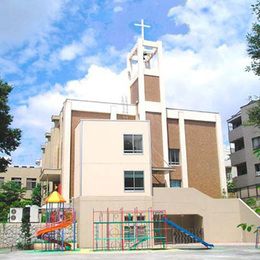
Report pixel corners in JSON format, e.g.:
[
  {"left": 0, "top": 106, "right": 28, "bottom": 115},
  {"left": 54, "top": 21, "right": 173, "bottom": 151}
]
[
  {"left": 163, "top": 218, "right": 214, "bottom": 249},
  {"left": 93, "top": 208, "right": 214, "bottom": 251},
  {"left": 35, "top": 191, "right": 76, "bottom": 251},
  {"left": 93, "top": 208, "right": 167, "bottom": 251}
]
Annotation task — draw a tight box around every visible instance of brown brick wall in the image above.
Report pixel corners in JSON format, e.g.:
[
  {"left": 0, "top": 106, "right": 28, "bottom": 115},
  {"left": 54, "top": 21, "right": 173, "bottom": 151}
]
[
  {"left": 185, "top": 120, "right": 221, "bottom": 198},
  {"left": 130, "top": 79, "right": 139, "bottom": 104},
  {"left": 146, "top": 112, "right": 164, "bottom": 168},
  {"left": 144, "top": 75, "right": 160, "bottom": 102},
  {"left": 170, "top": 166, "right": 182, "bottom": 180},
  {"left": 152, "top": 171, "right": 166, "bottom": 187},
  {"left": 167, "top": 119, "right": 180, "bottom": 148},
  {"left": 70, "top": 111, "right": 110, "bottom": 197}
]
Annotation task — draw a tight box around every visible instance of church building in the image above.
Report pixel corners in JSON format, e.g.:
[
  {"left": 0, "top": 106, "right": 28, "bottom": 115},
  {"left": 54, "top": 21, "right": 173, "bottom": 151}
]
[{"left": 40, "top": 24, "right": 259, "bottom": 248}]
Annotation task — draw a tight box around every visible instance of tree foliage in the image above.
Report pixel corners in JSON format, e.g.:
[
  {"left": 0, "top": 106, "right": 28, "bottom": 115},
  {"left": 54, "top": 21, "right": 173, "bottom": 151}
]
[
  {"left": 0, "top": 80, "right": 21, "bottom": 172},
  {"left": 0, "top": 181, "right": 27, "bottom": 222},
  {"left": 31, "top": 183, "right": 42, "bottom": 206},
  {"left": 246, "top": 1, "right": 260, "bottom": 76},
  {"left": 247, "top": 99, "right": 260, "bottom": 159},
  {"left": 247, "top": 99, "right": 260, "bottom": 127},
  {"left": 19, "top": 207, "right": 32, "bottom": 249}
]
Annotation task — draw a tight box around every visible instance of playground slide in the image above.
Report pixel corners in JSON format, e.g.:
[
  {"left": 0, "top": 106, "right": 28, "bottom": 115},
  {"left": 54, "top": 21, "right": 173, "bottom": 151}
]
[
  {"left": 163, "top": 218, "right": 214, "bottom": 249},
  {"left": 36, "top": 217, "right": 73, "bottom": 250}
]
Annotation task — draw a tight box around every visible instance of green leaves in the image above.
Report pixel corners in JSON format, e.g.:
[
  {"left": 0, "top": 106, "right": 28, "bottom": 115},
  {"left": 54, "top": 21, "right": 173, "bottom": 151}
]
[
  {"left": 237, "top": 223, "right": 255, "bottom": 232},
  {"left": 0, "top": 181, "right": 26, "bottom": 222},
  {"left": 247, "top": 1, "right": 260, "bottom": 76},
  {"left": 31, "top": 183, "right": 42, "bottom": 207},
  {"left": 247, "top": 100, "right": 260, "bottom": 128},
  {"left": 253, "top": 148, "right": 260, "bottom": 159},
  {"left": 0, "top": 79, "right": 22, "bottom": 171}
]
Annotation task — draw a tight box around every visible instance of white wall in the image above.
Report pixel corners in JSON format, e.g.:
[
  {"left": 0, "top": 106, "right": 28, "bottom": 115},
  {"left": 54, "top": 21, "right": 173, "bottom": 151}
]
[{"left": 74, "top": 120, "right": 152, "bottom": 197}]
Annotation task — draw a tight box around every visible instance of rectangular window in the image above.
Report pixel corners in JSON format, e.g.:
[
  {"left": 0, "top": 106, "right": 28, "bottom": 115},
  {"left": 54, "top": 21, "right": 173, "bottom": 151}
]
[
  {"left": 26, "top": 178, "right": 37, "bottom": 190},
  {"left": 236, "top": 162, "right": 247, "bottom": 176},
  {"left": 0, "top": 177, "right": 4, "bottom": 188},
  {"left": 124, "top": 135, "right": 143, "bottom": 153},
  {"left": 124, "top": 171, "right": 144, "bottom": 191},
  {"left": 228, "top": 117, "right": 242, "bottom": 131},
  {"left": 11, "top": 177, "right": 22, "bottom": 187},
  {"left": 234, "top": 138, "right": 245, "bottom": 152},
  {"left": 255, "top": 163, "right": 260, "bottom": 176},
  {"left": 170, "top": 180, "right": 182, "bottom": 188},
  {"left": 169, "top": 149, "right": 180, "bottom": 165},
  {"left": 252, "top": 136, "right": 260, "bottom": 150}
]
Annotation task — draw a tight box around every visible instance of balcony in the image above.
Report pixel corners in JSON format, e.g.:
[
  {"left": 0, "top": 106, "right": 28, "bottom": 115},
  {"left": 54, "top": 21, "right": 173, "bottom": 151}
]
[
  {"left": 40, "top": 168, "right": 61, "bottom": 182},
  {"left": 230, "top": 149, "right": 246, "bottom": 166},
  {"left": 228, "top": 126, "right": 243, "bottom": 142}
]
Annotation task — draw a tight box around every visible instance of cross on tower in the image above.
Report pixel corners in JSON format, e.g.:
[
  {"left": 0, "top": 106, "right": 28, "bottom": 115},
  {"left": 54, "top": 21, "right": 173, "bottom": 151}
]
[{"left": 134, "top": 19, "right": 151, "bottom": 40}]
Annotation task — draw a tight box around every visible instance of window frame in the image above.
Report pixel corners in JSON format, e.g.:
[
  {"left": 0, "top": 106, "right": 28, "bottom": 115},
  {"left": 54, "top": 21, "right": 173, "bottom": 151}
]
[
  {"left": 11, "top": 177, "right": 22, "bottom": 187},
  {"left": 123, "top": 134, "right": 143, "bottom": 154},
  {"left": 236, "top": 162, "right": 247, "bottom": 176},
  {"left": 124, "top": 170, "right": 144, "bottom": 192},
  {"left": 252, "top": 136, "right": 260, "bottom": 150},
  {"left": 168, "top": 149, "right": 180, "bottom": 165},
  {"left": 26, "top": 178, "right": 37, "bottom": 190},
  {"left": 255, "top": 163, "right": 260, "bottom": 176},
  {"left": 170, "top": 179, "right": 182, "bottom": 188}
]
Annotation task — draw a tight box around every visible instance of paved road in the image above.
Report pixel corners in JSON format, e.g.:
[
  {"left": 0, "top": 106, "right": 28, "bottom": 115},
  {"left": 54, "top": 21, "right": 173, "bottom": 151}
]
[{"left": 0, "top": 245, "right": 259, "bottom": 260}]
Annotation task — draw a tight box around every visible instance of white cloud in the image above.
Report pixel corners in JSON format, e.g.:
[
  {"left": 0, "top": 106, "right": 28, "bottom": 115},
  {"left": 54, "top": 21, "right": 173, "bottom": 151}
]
[
  {"left": 166, "top": 0, "right": 253, "bottom": 50},
  {"left": 59, "top": 29, "right": 96, "bottom": 61},
  {"left": 13, "top": 65, "right": 128, "bottom": 136},
  {"left": 0, "top": 0, "right": 65, "bottom": 53},
  {"left": 162, "top": 0, "right": 259, "bottom": 142},
  {"left": 0, "top": 57, "right": 21, "bottom": 75},
  {"left": 114, "top": 6, "right": 123, "bottom": 13}
]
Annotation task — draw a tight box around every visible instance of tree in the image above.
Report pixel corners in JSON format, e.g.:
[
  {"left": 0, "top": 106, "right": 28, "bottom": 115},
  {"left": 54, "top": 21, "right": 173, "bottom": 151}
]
[
  {"left": 0, "top": 181, "right": 26, "bottom": 222},
  {"left": 0, "top": 80, "right": 21, "bottom": 172},
  {"left": 20, "top": 207, "right": 32, "bottom": 249},
  {"left": 247, "top": 99, "right": 260, "bottom": 127},
  {"left": 246, "top": 1, "right": 260, "bottom": 76},
  {"left": 247, "top": 99, "right": 260, "bottom": 158},
  {"left": 31, "top": 183, "right": 42, "bottom": 206}
]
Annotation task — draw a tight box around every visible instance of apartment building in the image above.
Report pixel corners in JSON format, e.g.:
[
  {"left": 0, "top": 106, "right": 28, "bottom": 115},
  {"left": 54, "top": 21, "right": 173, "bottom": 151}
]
[
  {"left": 41, "top": 37, "right": 259, "bottom": 247},
  {"left": 227, "top": 100, "right": 260, "bottom": 199},
  {"left": 0, "top": 166, "right": 41, "bottom": 199}
]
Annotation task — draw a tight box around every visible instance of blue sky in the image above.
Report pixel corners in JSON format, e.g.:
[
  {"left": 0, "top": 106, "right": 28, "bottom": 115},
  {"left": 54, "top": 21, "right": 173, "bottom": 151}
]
[{"left": 0, "top": 0, "right": 259, "bottom": 165}]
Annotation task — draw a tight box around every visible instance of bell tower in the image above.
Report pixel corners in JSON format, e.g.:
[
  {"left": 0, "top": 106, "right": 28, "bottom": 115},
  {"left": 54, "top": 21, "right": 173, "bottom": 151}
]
[{"left": 127, "top": 20, "right": 170, "bottom": 187}]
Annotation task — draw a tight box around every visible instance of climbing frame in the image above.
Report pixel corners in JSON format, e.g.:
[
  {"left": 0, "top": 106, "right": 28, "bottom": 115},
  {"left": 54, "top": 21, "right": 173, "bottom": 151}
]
[{"left": 93, "top": 208, "right": 167, "bottom": 251}]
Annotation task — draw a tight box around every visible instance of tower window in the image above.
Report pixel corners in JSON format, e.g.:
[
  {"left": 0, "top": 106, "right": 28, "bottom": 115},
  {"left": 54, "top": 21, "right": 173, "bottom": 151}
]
[
  {"left": 169, "top": 149, "right": 180, "bottom": 165},
  {"left": 124, "top": 135, "right": 143, "bottom": 153}
]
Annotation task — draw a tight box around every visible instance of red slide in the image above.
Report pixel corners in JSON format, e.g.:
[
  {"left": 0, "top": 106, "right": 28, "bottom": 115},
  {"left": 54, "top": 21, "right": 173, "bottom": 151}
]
[{"left": 36, "top": 216, "right": 73, "bottom": 250}]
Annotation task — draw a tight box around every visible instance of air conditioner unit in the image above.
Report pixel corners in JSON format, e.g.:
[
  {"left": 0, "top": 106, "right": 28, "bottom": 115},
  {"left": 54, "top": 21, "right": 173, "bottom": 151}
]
[
  {"left": 256, "top": 171, "right": 260, "bottom": 176},
  {"left": 9, "top": 208, "right": 23, "bottom": 223}
]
